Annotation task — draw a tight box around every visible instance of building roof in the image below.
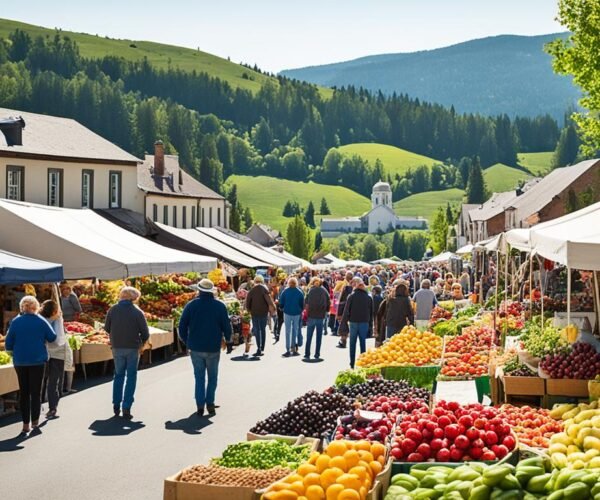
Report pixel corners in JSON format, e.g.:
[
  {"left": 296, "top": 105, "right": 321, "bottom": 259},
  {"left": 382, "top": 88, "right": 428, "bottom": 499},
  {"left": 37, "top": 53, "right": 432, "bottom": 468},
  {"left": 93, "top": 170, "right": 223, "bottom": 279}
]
[
  {"left": 362, "top": 204, "right": 421, "bottom": 221},
  {"left": 469, "top": 191, "right": 519, "bottom": 222},
  {"left": 0, "top": 107, "right": 140, "bottom": 164},
  {"left": 321, "top": 216, "right": 362, "bottom": 223},
  {"left": 507, "top": 159, "right": 600, "bottom": 221},
  {"left": 248, "top": 223, "right": 280, "bottom": 240},
  {"left": 138, "top": 154, "right": 224, "bottom": 200},
  {"left": 373, "top": 180, "right": 392, "bottom": 192},
  {"left": 460, "top": 204, "right": 478, "bottom": 222}
]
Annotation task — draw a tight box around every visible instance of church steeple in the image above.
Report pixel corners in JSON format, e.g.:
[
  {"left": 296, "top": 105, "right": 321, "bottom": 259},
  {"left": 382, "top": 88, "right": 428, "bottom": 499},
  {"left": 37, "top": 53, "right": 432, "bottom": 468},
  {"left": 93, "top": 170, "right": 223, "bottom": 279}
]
[{"left": 371, "top": 180, "right": 392, "bottom": 210}]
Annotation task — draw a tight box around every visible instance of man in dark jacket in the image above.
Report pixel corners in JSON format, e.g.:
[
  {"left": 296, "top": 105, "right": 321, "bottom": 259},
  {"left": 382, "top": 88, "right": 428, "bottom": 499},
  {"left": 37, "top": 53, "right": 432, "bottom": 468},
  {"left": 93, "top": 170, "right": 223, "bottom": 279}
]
[
  {"left": 179, "top": 279, "right": 232, "bottom": 416},
  {"left": 304, "top": 278, "right": 331, "bottom": 360},
  {"left": 244, "top": 275, "right": 275, "bottom": 358},
  {"left": 104, "top": 286, "right": 149, "bottom": 419},
  {"left": 339, "top": 279, "right": 373, "bottom": 368}
]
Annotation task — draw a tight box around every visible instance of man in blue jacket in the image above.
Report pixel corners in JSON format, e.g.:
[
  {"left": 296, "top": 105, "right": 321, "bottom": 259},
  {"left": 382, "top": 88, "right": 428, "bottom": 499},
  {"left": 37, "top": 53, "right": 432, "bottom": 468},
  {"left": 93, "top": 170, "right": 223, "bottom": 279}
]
[
  {"left": 279, "top": 277, "right": 305, "bottom": 357},
  {"left": 178, "top": 279, "right": 232, "bottom": 417}
]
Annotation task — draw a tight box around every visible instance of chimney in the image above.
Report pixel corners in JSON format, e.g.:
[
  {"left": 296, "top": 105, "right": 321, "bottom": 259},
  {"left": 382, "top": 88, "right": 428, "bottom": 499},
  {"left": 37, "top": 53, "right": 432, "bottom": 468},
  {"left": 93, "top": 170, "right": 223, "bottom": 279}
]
[
  {"left": 154, "top": 140, "right": 165, "bottom": 177},
  {"left": 0, "top": 116, "right": 26, "bottom": 146},
  {"left": 178, "top": 168, "right": 183, "bottom": 187}
]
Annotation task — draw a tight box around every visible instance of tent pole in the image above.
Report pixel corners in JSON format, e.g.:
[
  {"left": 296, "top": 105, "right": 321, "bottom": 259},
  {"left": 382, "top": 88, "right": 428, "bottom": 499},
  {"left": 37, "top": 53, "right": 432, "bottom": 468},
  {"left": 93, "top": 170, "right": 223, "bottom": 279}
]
[
  {"left": 538, "top": 256, "right": 544, "bottom": 333},
  {"left": 529, "top": 253, "right": 533, "bottom": 304},
  {"left": 494, "top": 250, "right": 499, "bottom": 332},
  {"left": 594, "top": 271, "right": 600, "bottom": 334},
  {"left": 504, "top": 249, "right": 509, "bottom": 346},
  {"left": 567, "top": 266, "right": 571, "bottom": 326}
]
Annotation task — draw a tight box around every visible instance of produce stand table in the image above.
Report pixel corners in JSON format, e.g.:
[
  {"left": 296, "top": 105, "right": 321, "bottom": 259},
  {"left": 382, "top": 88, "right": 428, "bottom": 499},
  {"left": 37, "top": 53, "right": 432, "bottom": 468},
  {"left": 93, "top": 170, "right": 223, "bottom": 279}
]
[
  {"left": 146, "top": 327, "right": 175, "bottom": 363},
  {"left": 78, "top": 343, "right": 112, "bottom": 379},
  {"left": 0, "top": 364, "right": 18, "bottom": 395}
]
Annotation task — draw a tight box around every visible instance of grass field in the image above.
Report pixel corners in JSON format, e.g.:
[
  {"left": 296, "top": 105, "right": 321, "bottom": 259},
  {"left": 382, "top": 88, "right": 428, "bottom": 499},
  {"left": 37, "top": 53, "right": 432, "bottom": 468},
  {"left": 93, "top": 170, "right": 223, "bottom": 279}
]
[
  {"left": 483, "top": 163, "right": 531, "bottom": 192},
  {"left": 336, "top": 143, "right": 439, "bottom": 177},
  {"left": 393, "top": 188, "right": 465, "bottom": 222},
  {"left": 0, "top": 18, "right": 270, "bottom": 94},
  {"left": 518, "top": 151, "right": 554, "bottom": 175},
  {"left": 225, "top": 175, "right": 370, "bottom": 233}
]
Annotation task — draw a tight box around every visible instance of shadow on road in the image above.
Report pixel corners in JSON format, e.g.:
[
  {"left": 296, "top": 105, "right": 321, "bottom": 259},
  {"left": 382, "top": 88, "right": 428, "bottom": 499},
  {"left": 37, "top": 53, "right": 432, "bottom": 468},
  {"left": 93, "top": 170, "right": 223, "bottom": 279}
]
[
  {"left": 302, "top": 358, "right": 324, "bottom": 363},
  {"left": 230, "top": 355, "right": 260, "bottom": 362},
  {"left": 89, "top": 417, "right": 145, "bottom": 436},
  {"left": 165, "top": 414, "right": 213, "bottom": 435},
  {"left": 0, "top": 433, "right": 27, "bottom": 452}
]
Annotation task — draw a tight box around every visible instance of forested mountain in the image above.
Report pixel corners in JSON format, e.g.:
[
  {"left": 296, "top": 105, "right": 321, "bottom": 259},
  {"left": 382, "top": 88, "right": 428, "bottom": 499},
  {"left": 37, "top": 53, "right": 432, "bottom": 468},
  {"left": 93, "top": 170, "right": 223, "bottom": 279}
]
[
  {"left": 281, "top": 34, "right": 579, "bottom": 121},
  {"left": 0, "top": 21, "right": 562, "bottom": 207}
]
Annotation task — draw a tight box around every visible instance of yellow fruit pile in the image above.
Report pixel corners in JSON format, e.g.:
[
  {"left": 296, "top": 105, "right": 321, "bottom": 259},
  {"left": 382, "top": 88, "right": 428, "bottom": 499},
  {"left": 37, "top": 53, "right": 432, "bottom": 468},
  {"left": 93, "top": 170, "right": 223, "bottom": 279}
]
[
  {"left": 262, "top": 440, "right": 387, "bottom": 500},
  {"left": 356, "top": 326, "right": 442, "bottom": 368}
]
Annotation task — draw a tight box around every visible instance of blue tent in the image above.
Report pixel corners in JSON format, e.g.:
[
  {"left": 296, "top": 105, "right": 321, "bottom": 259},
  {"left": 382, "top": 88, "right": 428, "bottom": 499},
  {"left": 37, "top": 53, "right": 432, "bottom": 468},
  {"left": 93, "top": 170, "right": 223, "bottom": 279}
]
[{"left": 0, "top": 249, "right": 63, "bottom": 285}]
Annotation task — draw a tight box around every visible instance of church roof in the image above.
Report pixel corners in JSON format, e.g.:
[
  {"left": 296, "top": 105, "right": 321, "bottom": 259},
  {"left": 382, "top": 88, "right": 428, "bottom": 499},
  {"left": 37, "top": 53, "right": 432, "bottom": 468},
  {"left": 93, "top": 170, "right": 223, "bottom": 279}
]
[{"left": 373, "top": 180, "right": 391, "bottom": 192}]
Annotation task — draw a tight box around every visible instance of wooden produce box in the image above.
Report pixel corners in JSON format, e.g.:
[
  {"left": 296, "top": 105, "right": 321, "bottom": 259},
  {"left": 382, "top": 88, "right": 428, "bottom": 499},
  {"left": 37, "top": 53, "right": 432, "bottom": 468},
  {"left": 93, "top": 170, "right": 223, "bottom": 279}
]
[
  {"left": 79, "top": 343, "right": 113, "bottom": 364},
  {"left": 546, "top": 378, "right": 590, "bottom": 397},
  {"left": 503, "top": 376, "right": 546, "bottom": 396},
  {"left": 149, "top": 330, "right": 174, "bottom": 350},
  {"left": 0, "top": 364, "right": 19, "bottom": 395},
  {"left": 164, "top": 470, "right": 261, "bottom": 500}
]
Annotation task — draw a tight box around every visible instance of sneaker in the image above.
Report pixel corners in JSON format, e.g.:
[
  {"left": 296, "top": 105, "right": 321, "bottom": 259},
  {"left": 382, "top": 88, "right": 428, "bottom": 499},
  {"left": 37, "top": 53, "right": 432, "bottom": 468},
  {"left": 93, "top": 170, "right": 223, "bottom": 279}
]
[
  {"left": 122, "top": 409, "right": 133, "bottom": 420},
  {"left": 282, "top": 351, "right": 291, "bottom": 357},
  {"left": 336, "top": 342, "right": 347, "bottom": 349},
  {"left": 46, "top": 409, "right": 57, "bottom": 419},
  {"left": 113, "top": 405, "right": 120, "bottom": 417},
  {"left": 207, "top": 405, "right": 216, "bottom": 416},
  {"left": 258, "top": 351, "right": 265, "bottom": 356},
  {"left": 315, "top": 355, "right": 321, "bottom": 360},
  {"left": 292, "top": 351, "right": 300, "bottom": 357},
  {"left": 197, "top": 406, "right": 205, "bottom": 417},
  {"left": 303, "top": 355, "right": 310, "bottom": 360},
  {"left": 252, "top": 350, "right": 261, "bottom": 357}
]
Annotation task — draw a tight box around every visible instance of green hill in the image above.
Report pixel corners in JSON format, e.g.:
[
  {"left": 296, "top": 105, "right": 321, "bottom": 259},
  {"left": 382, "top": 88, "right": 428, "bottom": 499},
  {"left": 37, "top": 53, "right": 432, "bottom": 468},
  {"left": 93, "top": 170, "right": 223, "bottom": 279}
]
[
  {"left": 518, "top": 151, "right": 554, "bottom": 175},
  {"left": 394, "top": 188, "right": 465, "bottom": 222},
  {"left": 225, "top": 175, "right": 371, "bottom": 234},
  {"left": 0, "top": 18, "right": 273, "bottom": 93},
  {"left": 483, "top": 163, "right": 531, "bottom": 192},
  {"left": 336, "top": 143, "right": 439, "bottom": 177}
]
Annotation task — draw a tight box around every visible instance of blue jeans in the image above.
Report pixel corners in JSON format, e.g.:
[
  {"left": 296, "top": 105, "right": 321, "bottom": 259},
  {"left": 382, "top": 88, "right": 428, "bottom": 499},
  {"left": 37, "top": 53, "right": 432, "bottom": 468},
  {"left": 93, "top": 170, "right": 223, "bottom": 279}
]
[
  {"left": 284, "top": 314, "right": 301, "bottom": 352},
  {"left": 349, "top": 322, "right": 369, "bottom": 368},
  {"left": 305, "top": 317, "right": 324, "bottom": 358},
  {"left": 112, "top": 348, "right": 139, "bottom": 410},
  {"left": 190, "top": 351, "right": 220, "bottom": 407},
  {"left": 252, "top": 315, "right": 268, "bottom": 351}
]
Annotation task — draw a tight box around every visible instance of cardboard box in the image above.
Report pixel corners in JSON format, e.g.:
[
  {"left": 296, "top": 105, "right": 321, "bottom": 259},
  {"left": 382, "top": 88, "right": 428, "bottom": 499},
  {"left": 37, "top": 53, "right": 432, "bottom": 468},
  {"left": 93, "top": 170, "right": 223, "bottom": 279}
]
[
  {"left": 546, "top": 378, "right": 590, "bottom": 397},
  {"left": 80, "top": 343, "right": 113, "bottom": 364},
  {"left": 0, "top": 364, "right": 19, "bottom": 395},
  {"left": 503, "top": 376, "right": 545, "bottom": 396}
]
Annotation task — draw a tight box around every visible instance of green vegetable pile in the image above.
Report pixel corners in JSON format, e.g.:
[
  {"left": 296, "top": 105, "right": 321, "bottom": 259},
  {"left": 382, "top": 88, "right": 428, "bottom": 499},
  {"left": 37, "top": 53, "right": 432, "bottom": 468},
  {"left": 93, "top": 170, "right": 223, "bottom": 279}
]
[
  {"left": 520, "top": 319, "right": 568, "bottom": 358},
  {"left": 212, "top": 440, "right": 311, "bottom": 470},
  {"left": 0, "top": 351, "right": 11, "bottom": 365},
  {"left": 68, "top": 335, "right": 84, "bottom": 351},
  {"left": 432, "top": 318, "right": 473, "bottom": 337},
  {"left": 334, "top": 368, "right": 380, "bottom": 387},
  {"left": 385, "top": 455, "right": 600, "bottom": 499},
  {"left": 455, "top": 304, "right": 481, "bottom": 319}
]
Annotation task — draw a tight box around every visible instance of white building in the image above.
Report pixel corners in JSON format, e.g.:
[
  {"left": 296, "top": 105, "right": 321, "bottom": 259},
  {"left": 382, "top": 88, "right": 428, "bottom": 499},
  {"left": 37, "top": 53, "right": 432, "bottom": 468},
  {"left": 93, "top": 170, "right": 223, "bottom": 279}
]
[{"left": 320, "top": 181, "right": 426, "bottom": 236}]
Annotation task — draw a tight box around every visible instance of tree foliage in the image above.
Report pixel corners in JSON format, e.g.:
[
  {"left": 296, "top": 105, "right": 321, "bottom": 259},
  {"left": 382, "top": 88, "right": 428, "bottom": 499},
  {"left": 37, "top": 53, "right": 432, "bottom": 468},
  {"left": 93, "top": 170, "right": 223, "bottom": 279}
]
[
  {"left": 286, "top": 215, "right": 313, "bottom": 260},
  {"left": 319, "top": 197, "right": 331, "bottom": 215},
  {"left": 466, "top": 156, "right": 489, "bottom": 204}
]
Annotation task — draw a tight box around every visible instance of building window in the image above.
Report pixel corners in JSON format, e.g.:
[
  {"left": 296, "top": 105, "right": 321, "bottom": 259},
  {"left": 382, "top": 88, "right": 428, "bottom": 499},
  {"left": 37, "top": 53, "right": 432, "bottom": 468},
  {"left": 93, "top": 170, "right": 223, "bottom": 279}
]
[
  {"left": 109, "top": 171, "right": 122, "bottom": 208},
  {"left": 182, "top": 206, "right": 187, "bottom": 228},
  {"left": 173, "top": 206, "right": 177, "bottom": 227},
  {"left": 201, "top": 208, "right": 205, "bottom": 227},
  {"left": 191, "top": 206, "right": 196, "bottom": 228},
  {"left": 47, "top": 168, "right": 63, "bottom": 207},
  {"left": 163, "top": 205, "right": 168, "bottom": 225},
  {"left": 152, "top": 204, "right": 158, "bottom": 222},
  {"left": 209, "top": 207, "right": 213, "bottom": 228},
  {"left": 81, "top": 170, "right": 94, "bottom": 208},
  {"left": 6, "top": 166, "right": 24, "bottom": 201},
  {"left": 217, "top": 207, "right": 221, "bottom": 227}
]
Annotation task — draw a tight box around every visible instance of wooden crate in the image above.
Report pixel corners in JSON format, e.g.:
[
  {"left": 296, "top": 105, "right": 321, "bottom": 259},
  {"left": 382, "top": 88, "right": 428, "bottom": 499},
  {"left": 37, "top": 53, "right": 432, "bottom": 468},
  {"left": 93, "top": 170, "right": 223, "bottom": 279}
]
[
  {"left": 546, "top": 378, "right": 590, "bottom": 397},
  {"left": 0, "top": 364, "right": 19, "bottom": 395},
  {"left": 503, "top": 376, "right": 545, "bottom": 397},
  {"left": 80, "top": 343, "right": 112, "bottom": 364},
  {"left": 164, "top": 470, "right": 259, "bottom": 500}
]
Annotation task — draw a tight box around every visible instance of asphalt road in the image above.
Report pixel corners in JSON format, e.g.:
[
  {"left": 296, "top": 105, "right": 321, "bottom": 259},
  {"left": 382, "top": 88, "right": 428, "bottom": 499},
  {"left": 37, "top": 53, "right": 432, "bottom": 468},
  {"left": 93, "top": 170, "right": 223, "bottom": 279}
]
[{"left": 0, "top": 331, "right": 477, "bottom": 500}]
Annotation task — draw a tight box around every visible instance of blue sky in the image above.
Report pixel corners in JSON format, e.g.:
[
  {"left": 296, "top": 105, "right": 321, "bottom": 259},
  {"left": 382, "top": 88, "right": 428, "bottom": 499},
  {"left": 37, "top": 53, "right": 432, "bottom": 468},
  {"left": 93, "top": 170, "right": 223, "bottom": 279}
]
[{"left": 7, "top": 0, "right": 563, "bottom": 72}]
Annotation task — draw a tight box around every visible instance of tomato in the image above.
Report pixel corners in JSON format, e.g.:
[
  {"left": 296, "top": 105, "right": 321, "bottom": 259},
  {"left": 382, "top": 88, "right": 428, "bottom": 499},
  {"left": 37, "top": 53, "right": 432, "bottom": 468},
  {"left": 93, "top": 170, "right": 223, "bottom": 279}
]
[
  {"left": 502, "top": 435, "right": 516, "bottom": 450},
  {"left": 466, "top": 427, "right": 480, "bottom": 441},
  {"left": 454, "top": 435, "right": 470, "bottom": 450},
  {"left": 484, "top": 431, "right": 498, "bottom": 446},
  {"left": 444, "top": 424, "right": 460, "bottom": 440},
  {"left": 436, "top": 448, "right": 450, "bottom": 461}
]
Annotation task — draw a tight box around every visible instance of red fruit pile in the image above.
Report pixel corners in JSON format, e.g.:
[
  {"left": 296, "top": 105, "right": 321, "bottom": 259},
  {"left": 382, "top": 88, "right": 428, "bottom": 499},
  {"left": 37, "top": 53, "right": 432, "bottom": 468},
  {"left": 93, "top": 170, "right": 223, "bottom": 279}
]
[
  {"left": 391, "top": 400, "right": 516, "bottom": 463},
  {"left": 440, "top": 326, "right": 493, "bottom": 378},
  {"left": 334, "top": 412, "right": 394, "bottom": 443},
  {"left": 64, "top": 321, "right": 95, "bottom": 334},
  {"left": 540, "top": 342, "right": 600, "bottom": 379},
  {"left": 497, "top": 404, "right": 563, "bottom": 449},
  {"left": 363, "top": 395, "right": 429, "bottom": 419},
  {"left": 499, "top": 300, "right": 523, "bottom": 317}
]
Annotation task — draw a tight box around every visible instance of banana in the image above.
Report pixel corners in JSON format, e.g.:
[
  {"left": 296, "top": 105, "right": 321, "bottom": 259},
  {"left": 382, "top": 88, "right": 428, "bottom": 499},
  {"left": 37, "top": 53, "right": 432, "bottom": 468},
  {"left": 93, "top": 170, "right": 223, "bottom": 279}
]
[{"left": 550, "top": 403, "right": 576, "bottom": 419}]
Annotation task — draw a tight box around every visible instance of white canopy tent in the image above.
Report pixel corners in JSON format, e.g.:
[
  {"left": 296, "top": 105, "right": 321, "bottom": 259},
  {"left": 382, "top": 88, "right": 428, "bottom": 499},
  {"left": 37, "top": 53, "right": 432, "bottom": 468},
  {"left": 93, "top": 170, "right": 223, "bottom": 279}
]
[
  {"left": 262, "top": 246, "right": 312, "bottom": 269},
  {"left": 316, "top": 253, "right": 349, "bottom": 269},
  {"left": 0, "top": 200, "right": 216, "bottom": 279},
  {"left": 455, "top": 244, "right": 474, "bottom": 255},
  {"left": 429, "top": 251, "right": 455, "bottom": 263},
  {"left": 346, "top": 259, "right": 371, "bottom": 268},
  {"left": 474, "top": 233, "right": 508, "bottom": 253}
]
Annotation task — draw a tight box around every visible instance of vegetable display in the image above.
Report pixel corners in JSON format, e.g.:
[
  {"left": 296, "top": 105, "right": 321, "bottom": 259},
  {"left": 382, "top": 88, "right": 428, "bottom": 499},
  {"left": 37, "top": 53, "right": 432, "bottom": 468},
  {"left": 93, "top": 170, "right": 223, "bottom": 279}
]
[
  {"left": 520, "top": 319, "right": 568, "bottom": 358},
  {"left": 334, "top": 368, "right": 379, "bottom": 388},
  {"left": 540, "top": 341, "right": 600, "bottom": 379},
  {"left": 0, "top": 350, "right": 11, "bottom": 365},
  {"left": 180, "top": 464, "right": 290, "bottom": 488},
  {"left": 213, "top": 440, "right": 311, "bottom": 470},
  {"left": 67, "top": 335, "right": 83, "bottom": 351},
  {"left": 356, "top": 326, "right": 442, "bottom": 368}
]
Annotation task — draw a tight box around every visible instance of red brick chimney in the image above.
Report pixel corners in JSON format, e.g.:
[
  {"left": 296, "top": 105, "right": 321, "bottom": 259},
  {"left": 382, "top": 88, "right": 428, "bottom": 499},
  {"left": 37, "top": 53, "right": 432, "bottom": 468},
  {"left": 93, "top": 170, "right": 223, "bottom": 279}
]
[{"left": 154, "top": 140, "right": 165, "bottom": 177}]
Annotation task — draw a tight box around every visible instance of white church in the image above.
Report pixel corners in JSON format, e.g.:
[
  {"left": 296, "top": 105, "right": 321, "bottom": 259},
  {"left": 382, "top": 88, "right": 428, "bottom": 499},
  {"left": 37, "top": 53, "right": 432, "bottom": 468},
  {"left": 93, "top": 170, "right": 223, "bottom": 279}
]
[{"left": 320, "top": 181, "right": 426, "bottom": 236}]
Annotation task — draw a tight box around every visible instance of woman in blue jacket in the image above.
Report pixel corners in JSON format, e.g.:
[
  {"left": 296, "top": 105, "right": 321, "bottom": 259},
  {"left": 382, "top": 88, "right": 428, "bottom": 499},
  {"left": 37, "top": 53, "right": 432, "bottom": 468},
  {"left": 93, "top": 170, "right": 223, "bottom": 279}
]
[
  {"left": 279, "top": 277, "right": 305, "bottom": 357},
  {"left": 6, "top": 296, "right": 56, "bottom": 434}
]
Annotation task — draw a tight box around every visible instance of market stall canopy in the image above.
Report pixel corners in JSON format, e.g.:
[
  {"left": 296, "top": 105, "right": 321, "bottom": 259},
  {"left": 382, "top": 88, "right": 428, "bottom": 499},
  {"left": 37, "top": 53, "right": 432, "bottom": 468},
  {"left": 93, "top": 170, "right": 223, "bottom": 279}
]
[
  {"left": 152, "top": 222, "right": 271, "bottom": 269},
  {"left": 0, "top": 200, "right": 216, "bottom": 279},
  {"left": 195, "top": 227, "right": 299, "bottom": 273},
  {"left": 0, "top": 249, "right": 63, "bottom": 285},
  {"left": 528, "top": 201, "right": 600, "bottom": 270},
  {"left": 455, "top": 244, "right": 474, "bottom": 255},
  {"left": 346, "top": 259, "right": 371, "bottom": 268},
  {"left": 505, "top": 228, "right": 532, "bottom": 252},
  {"left": 429, "top": 251, "right": 455, "bottom": 263},
  {"left": 474, "top": 233, "right": 508, "bottom": 253},
  {"left": 371, "top": 258, "right": 401, "bottom": 265},
  {"left": 317, "top": 253, "right": 349, "bottom": 269},
  {"left": 262, "top": 246, "right": 312, "bottom": 269}
]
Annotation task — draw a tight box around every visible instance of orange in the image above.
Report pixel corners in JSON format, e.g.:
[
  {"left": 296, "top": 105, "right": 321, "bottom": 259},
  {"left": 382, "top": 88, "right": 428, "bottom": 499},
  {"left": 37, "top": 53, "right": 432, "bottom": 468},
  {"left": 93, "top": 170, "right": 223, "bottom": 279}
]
[
  {"left": 338, "top": 490, "right": 361, "bottom": 500},
  {"left": 343, "top": 450, "right": 360, "bottom": 469},
  {"left": 357, "top": 450, "right": 374, "bottom": 463},
  {"left": 320, "top": 467, "right": 344, "bottom": 490},
  {"left": 298, "top": 464, "right": 318, "bottom": 476},
  {"left": 369, "top": 460, "right": 383, "bottom": 476},
  {"left": 326, "top": 441, "right": 348, "bottom": 457},
  {"left": 370, "top": 442, "right": 386, "bottom": 459},
  {"left": 348, "top": 466, "right": 368, "bottom": 482},
  {"left": 289, "top": 481, "right": 305, "bottom": 495},
  {"left": 305, "top": 484, "right": 325, "bottom": 500},
  {"left": 354, "top": 440, "right": 371, "bottom": 452},
  {"left": 336, "top": 473, "right": 362, "bottom": 491},
  {"left": 325, "top": 484, "right": 344, "bottom": 500},
  {"left": 377, "top": 455, "right": 385, "bottom": 465},
  {"left": 304, "top": 473, "right": 322, "bottom": 487},
  {"left": 329, "top": 456, "right": 347, "bottom": 471},
  {"left": 263, "top": 490, "right": 299, "bottom": 500},
  {"left": 315, "top": 454, "right": 331, "bottom": 473},
  {"left": 286, "top": 474, "right": 304, "bottom": 484}
]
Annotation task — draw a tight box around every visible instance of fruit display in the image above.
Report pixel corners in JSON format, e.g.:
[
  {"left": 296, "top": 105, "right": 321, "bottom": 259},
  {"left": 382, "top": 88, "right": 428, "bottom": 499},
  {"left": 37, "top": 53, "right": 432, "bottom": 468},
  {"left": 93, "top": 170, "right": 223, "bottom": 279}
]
[
  {"left": 498, "top": 300, "right": 523, "bottom": 317},
  {"left": 333, "top": 410, "right": 394, "bottom": 442},
  {"left": 362, "top": 395, "right": 429, "bottom": 420},
  {"left": 179, "top": 464, "right": 290, "bottom": 488},
  {"left": 333, "top": 379, "right": 431, "bottom": 405},
  {"left": 548, "top": 401, "right": 600, "bottom": 470},
  {"left": 540, "top": 341, "right": 600, "bottom": 379},
  {"left": 384, "top": 455, "right": 599, "bottom": 499},
  {"left": 429, "top": 306, "right": 453, "bottom": 325},
  {"left": 440, "top": 325, "right": 493, "bottom": 379},
  {"left": 520, "top": 319, "right": 568, "bottom": 358},
  {"left": 431, "top": 317, "right": 473, "bottom": 337},
  {"left": 262, "top": 440, "right": 387, "bottom": 500},
  {"left": 81, "top": 329, "right": 110, "bottom": 345},
  {"left": 78, "top": 297, "right": 110, "bottom": 323},
  {"left": 0, "top": 350, "right": 11, "bottom": 365},
  {"left": 497, "top": 404, "right": 563, "bottom": 448},
  {"left": 356, "top": 326, "right": 442, "bottom": 368},
  {"left": 250, "top": 390, "right": 354, "bottom": 439},
  {"left": 64, "top": 321, "right": 95, "bottom": 334},
  {"left": 334, "top": 368, "right": 380, "bottom": 388},
  {"left": 212, "top": 440, "right": 312, "bottom": 470},
  {"left": 391, "top": 401, "right": 517, "bottom": 463}
]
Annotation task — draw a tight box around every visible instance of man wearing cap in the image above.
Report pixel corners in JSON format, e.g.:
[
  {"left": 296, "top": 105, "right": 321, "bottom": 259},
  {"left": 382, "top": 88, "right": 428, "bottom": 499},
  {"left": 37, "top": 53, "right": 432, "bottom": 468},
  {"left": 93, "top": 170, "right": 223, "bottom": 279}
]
[
  {"left": 245, "top": 275, "right": 275, "bottom": 358},
  {"left": 178, "top": 279, "right": 233, "bottom": 417},
  {"left": 304, "top": 277, "right": 330, "bottom": 360}
]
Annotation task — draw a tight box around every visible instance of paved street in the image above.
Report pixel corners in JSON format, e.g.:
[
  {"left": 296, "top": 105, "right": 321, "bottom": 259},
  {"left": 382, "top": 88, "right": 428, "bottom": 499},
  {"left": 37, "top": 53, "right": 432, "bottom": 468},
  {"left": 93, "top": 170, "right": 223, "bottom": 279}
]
[{"left": 0, "top": 332, "right": 477, "bottom": 500}]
